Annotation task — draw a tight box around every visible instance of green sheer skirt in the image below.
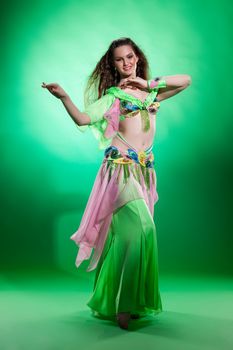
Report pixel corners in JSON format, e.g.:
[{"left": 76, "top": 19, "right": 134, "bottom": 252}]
[{"left": 86, "top": 197, "right": 162, "bottom": 320}]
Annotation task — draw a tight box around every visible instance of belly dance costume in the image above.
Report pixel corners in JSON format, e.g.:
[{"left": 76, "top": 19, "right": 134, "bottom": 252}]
[{"left": 70, "top": 79, "right": 167, "bottom": 320}]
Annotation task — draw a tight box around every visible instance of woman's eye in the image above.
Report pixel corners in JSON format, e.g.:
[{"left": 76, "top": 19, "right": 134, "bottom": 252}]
[{"left": 116, "top": 55, "right": 133, "bottom": 62}]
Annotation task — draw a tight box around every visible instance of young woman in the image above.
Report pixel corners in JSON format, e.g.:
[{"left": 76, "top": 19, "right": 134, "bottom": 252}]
[{"left": 42, "top": 37, "right": 191, "bottom": 330}]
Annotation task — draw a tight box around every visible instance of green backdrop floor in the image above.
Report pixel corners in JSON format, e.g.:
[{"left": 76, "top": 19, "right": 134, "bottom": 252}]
[{"left": 0, "top": 269, "right": 232, "bottom": 350}]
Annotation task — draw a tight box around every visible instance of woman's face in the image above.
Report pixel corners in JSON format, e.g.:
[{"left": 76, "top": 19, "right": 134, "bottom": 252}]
[{"left": 113, "top": 45, "right": 138, "bottom": 78}]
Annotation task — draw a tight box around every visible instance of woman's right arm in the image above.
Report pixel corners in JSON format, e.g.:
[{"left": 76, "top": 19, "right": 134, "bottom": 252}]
[
  {"left": 41, "top": 82, "right": 91, "bottom": 126},
  {"left": 60, "top": 95, "right": 91, "bottom": 126}
]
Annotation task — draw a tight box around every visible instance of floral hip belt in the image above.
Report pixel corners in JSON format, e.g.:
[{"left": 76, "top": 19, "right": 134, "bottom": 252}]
[{"left": 104, "top": 145, "right": 155, "bottom": 168}]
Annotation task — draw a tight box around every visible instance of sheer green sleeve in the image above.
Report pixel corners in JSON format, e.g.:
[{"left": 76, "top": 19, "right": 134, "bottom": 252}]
[{"left": 75, "top": 93, "right": 116, "bottom": 149}]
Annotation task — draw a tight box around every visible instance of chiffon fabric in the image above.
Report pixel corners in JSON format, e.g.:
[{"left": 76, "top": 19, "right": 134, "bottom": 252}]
[
  {"left": 70, "top": 144, "right": 162, "bottom": 319},
  {"left": 86, "top": 197, "right": 162, "bottom": 319},
  {"left": 70, "top": 80, "right": 166, "bottom": 319},
  {"left": 74, "top": 79, "right": 167, "bottom": 150},
  {"left": 70, "top": 144, "right": 158, "bottom": 272}
]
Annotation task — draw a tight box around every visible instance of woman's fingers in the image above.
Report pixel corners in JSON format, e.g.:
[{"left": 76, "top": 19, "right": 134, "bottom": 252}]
[
  {"left": 41, "top": 82, "right": 56, "bottom": 94},
  {"left": 41, "top": 82, "right": 57, "bottom": 88},
  {"left": 46, "top": 84, "right": 55, "bottom": 88}
]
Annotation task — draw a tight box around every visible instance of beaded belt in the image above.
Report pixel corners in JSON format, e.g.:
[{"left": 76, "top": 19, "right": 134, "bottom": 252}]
[{"left": 104, "top": 145, "right": 155, "bottom": 168}]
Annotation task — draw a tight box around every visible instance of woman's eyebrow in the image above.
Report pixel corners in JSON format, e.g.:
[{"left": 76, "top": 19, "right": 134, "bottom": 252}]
[{"left": 115, "top": 52, "right": 134, "bottom": 59}]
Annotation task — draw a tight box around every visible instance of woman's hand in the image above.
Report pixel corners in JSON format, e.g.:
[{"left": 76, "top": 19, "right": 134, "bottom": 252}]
[
  {"left": 118, "top": 77, "right": 148, "bottom": 90},
  {"left": 41, "top": 82, "right": 68, "bottom": 99}
]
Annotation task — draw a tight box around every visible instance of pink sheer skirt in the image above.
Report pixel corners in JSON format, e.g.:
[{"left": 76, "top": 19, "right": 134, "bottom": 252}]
[{"left": 70, "top": 144, "right": 159, "bottom": 272}]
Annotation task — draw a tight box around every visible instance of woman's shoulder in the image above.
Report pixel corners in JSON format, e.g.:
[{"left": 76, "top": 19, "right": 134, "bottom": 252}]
[
  {"left": 106, "top": 85, "right": 129, "bottom": 98},
  {"left": 88, "top": 92, "right": 116, "bottom": 105}
]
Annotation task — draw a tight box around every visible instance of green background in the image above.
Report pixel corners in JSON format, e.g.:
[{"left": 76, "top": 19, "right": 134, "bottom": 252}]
[
  {"left": 1, "top": 0, "right": 232, "bottom": 275},
  {"left": 1, "top": 0, "right": 233, "bottom": 348}
]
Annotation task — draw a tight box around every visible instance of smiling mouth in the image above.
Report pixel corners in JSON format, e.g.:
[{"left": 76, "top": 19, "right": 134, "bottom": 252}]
[{"left": 124, "top": 66, "right": 132, "bottom": 71}]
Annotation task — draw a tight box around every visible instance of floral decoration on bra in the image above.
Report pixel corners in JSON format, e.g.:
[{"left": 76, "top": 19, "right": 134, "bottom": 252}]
[
  {"left": 119, "top": 99, "right": 161, "bottom": 123},
  {"left": 106, "top": 86, "right": 162, "bottom": 132}
]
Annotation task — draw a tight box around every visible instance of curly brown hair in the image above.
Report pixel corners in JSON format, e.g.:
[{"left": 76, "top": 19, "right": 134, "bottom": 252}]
[{"left": 83, "top": 37, "right": 151, "bottom": 108}]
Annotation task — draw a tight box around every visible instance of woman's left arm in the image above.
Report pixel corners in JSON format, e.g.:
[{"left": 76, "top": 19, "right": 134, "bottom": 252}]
[{"left": 156, "top": 74, "right": 192, "bottom": 102}]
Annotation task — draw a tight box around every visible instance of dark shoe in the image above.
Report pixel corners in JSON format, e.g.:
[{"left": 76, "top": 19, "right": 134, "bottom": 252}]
[
  {"left": 116, "top": 312, "right": 131, "bottom": 329},
  {"left": 130, "top": 314, "right": 140, "bottom": 319}
]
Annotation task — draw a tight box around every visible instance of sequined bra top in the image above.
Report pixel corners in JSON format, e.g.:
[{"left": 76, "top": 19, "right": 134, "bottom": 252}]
[{"left": 106, "top": 86, "right": 162, "bottom": 132}]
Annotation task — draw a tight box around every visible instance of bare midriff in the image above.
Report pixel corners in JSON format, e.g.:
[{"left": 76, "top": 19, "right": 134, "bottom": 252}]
[
  {"left": 110, "top": 86, "right": 156, "bottom": 153},
  {"left": 110, "top": 110, "right": 156, "bottom": 153}
]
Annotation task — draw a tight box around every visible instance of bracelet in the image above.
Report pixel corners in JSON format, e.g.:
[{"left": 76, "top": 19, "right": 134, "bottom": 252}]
[{"left": 147, "top": 77, "right": 161, "bottom": 91}]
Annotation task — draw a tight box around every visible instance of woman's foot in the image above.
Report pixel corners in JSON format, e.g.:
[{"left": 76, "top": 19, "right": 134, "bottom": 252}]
[{"left": 116, "top": 312, "right": 131, "bottom": 329}]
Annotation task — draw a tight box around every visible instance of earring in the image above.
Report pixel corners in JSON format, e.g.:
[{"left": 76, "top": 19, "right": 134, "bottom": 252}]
[{"left": 114, "top": 67, "right": 118, "bottom": 82}]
